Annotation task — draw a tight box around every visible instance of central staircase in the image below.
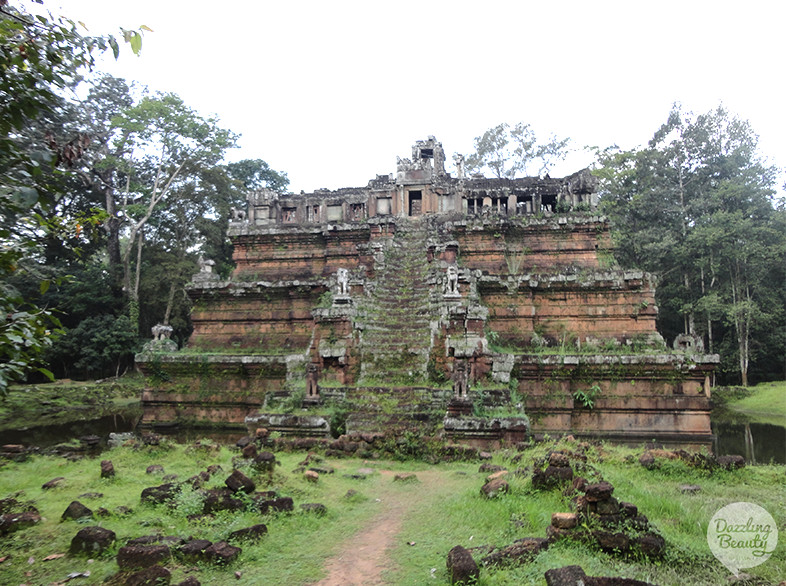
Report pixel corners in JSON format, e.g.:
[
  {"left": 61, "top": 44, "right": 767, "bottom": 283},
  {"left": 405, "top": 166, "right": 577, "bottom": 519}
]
[
  {"left": 358, "top": 219, "right": 436, "bottom": 382},
  {"left": 348, "top": 219, "right": 441, "bottom": 433}
]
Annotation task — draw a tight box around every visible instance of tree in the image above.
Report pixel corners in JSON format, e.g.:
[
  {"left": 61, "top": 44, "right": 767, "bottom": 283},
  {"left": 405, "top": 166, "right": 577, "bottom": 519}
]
[
  {"left": 464, "top": 122, "right": 570, "bottom": 178},
  {"left": 597, "top": 105, "right": 783, "bottom": 385},
  {"left": 227, "top": 158, "right": 288, "bottom": 192},
  {"left": 108, "top": 92, "right": 238, "bottom": 333},
  {"left": 0, "top": 2, "right": 144, "bottom": 392}
]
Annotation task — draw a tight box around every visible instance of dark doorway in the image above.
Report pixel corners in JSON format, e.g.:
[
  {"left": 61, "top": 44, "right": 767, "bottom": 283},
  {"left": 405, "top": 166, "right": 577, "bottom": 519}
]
[{"left": 409, "top": 191, "right": 422, "bottom": 216}]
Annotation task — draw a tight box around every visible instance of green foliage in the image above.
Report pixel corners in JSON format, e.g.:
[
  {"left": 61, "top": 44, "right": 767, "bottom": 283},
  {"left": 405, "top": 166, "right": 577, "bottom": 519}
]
[
  {"left": 327, "top": 401, "right": 349, "bottom": 438},
  {"left": 597, "top": 105, "right": 785, "bottom": 385},
  {"left": 46, "top": 313, "right": 138, "bottom": 379},
  {"left": 316, "top": 290, "right": 333, "bottom": 308},
  {"left": 573, "top": 383, "right": 601, "bottom": 409},
  {"left": 426, "top": 354, "right": 448, "bottom": 385},
  {"left": 277, "top": 389, "right": 306, "bottom": 413},
  {"left": 226, "top": 158, "right": 289, "bottom": 192},
  {"left": 0, "top": 5, "right": 149, "bottom": 392},
  {"left": 464, "top": 122, "right": 570, "bottom": 179}
]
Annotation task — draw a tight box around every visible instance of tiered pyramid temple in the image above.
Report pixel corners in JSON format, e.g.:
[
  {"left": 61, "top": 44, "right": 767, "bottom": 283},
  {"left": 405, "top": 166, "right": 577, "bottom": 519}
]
[{"left": 137, "top": 137, "right": 718, "bottom": 447}]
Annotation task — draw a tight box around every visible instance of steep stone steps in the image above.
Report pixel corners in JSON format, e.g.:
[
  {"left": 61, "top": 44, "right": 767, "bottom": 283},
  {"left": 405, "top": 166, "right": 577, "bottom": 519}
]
[{"left": 358, "top": 220, "right": 437, "bottom": 382}]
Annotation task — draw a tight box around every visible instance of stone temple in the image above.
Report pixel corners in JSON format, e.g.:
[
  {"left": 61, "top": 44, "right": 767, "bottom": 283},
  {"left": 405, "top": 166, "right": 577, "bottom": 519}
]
[{"left": 137, "top": 137, "right": 718, "bottom": 447}]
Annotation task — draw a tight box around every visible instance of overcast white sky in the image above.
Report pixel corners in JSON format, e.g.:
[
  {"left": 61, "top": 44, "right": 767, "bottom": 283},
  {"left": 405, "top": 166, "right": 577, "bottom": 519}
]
[{"left": 49, "top": 1, "right": 785, "bottom": 194}]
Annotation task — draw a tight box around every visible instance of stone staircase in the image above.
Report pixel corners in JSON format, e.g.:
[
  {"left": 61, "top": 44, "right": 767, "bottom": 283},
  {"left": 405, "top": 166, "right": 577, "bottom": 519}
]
[{"left": 358, "top": 219, "right": 436, "bottom": 382}]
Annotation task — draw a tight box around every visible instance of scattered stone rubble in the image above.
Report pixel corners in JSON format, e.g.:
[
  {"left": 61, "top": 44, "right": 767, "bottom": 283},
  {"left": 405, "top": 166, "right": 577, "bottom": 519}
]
[
  {"left": 449, "top": 446, "right": 668, "bottom": 583},
  {"left": 0, "top": 437, "right": 342, "bottom": 584},
  {"left": 545, "top": 565, "right": 657, "bottom": 586},
  {"left": 639, "top": 448, "right": 745, "bottom": 471}
]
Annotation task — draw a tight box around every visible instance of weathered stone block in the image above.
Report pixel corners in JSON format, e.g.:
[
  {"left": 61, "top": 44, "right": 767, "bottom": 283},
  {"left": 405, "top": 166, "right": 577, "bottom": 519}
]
[
  {"left": 179, "top": 539, "right": 212, "bottom": 559},
  {"left": 61, "top": 501, "right": 92, "bottom": 521},
  {"left": 532, "top": 465, "right": 573, "bottom": 490},
  {"left": 141, "top": 483, "right": 179, "bottom": 505},
  {"left": 584, "top": 481, "right": 614, "bottom": 502},
  {"left": 100, "top": 459, "right": 115, "bottom": 478},
  {"left": 70, "top": 526, "right": 116, "bottom": 555},
  {"left": 717, "top": 454, "right": 745, "bottom": 470},
  {"left": 42, "top": 476, "right": 65, "bottom": 489},
  {"left": 636, "top": 532, "right": 665, "bottom": 557},
  {"left": 545, "top": 565, "right": 588, "bottom": 586},
  {"left": 551, "top": 512, "right": 578, "bottom": 529},
  {"left": 124, "top": 565, "right": 171, "bottom": 586},
  {"left": 117, "top": 544, "right": 170, "bottom": 569},
  {"left": 204, "top": 541, "right": 241, "bottom": 564},
  {"left": 593, "top": 530, "right": 630, "bottom": 552},
  {"left": 481, "top": 537, "right": 548, "bottom": 566},
  {"left": 0, "top": 510, "right": 40, "bottom": 535},
  {"left": 480, "top": 478, "right": 508, "bottom": 498},
  {"left": 447, "top": 545, "right": 479, "bottom": 585},
  {"left": 486, "top": 470, "right": 509, "bottom": 482},
  {"left": 225, "top": 469, "right": 255, "bottom": 493},
  {"left": 548, "top": 452, "right": 570, "bottom": 468},
  {"left": 228, "top": 524, "right": 268, "bottom": 542}
]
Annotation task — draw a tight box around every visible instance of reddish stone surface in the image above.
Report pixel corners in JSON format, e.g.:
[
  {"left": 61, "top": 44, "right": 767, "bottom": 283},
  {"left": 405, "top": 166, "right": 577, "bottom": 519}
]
[
  {"left": 70, "top": 526, "right": 116, "bottom": 555},
  {"left": 117, "top": 544, "right": 170, "bottom": 569},
  {"left": 447, "top": 545, "right": 479, "bottom": 585},
  {"left": 203, "top": 541, "right": 241, "bottom": 564}
]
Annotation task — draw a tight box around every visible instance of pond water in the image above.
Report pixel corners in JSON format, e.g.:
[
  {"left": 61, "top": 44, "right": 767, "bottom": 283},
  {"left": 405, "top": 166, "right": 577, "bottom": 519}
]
[
  {"left": 1, "top": 410, "right": 783, "bottom": 464},
  {"left": 0, "top": 412, "right": 140, "bottom": 449},
  {"left": 712, "top": 419, "right": 786, "bottom": 465}
]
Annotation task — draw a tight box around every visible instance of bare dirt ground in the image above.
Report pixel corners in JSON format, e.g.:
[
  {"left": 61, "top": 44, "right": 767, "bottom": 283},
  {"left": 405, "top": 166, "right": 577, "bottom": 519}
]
[{"left": 311, "top": 469, "right": 444, "bottom": 586}]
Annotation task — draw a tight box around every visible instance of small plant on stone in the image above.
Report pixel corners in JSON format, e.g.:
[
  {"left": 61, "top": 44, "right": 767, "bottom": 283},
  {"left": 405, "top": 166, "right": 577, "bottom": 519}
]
[
  {"left": 573, "top": 384, "right": 601, "bottom": 409},
  {"left": 316, "top": 290, "right": 333, "bottom": 308}
]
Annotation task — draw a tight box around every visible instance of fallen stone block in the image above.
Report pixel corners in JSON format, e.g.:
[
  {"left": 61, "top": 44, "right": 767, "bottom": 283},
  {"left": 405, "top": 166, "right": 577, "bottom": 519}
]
[
  {"left": 717, "top": 455, "right": 745, "bottom": 470},
  {"left": 42, "top": 476, "right": 65, "bottom": 490},
  {"left": 141, "top": 483, "right": 179, "bottom": 505},
  {"left": 228, "top": 524, "right": 268, "bottom": 542},
  {"left": 0, "top": 510, "right": 41, "bottom": 535},
  {"left": 179, "top": 539, "right": 212, "bottom": 560},
  {"left": 480, "top": 478, "right": 508, "bottom": 498},
  {"left": 225, "top": 469, "right": 255, "bottom": 493},
  {"left": 100, "top": 459, "right": 115, "bottom": 478},
  {"left": 447, "top": 545, "right": 479, "bottom": 585},
  {"left": 117, "top": 544, "right": 170, "bottom": 569},
  {"left": 481, "top": 537, "right": 548, "bottom": 567},
  {"left": 300, "top": 503, "right": 327, "bottom": 516},
  {"left": 124, "top": 565, "right": 171, "bottom": 586},
  {"left": 545, "top": 565, "right": 588, "bottom": 586},
  {"left": 204, "top": 541, "right": 241, "bottom": 565},
  {"left": 70, "top": 526, "right": 116, "bottom": 555},
  {"left": 532, "top": 465, "right": 574, "bottom": 490},
  {"left": 551, "top": 512, "right": 578, "bottom": 529},
  {"left": 61, "top": 500, "right": 93, "bottom": 521}
]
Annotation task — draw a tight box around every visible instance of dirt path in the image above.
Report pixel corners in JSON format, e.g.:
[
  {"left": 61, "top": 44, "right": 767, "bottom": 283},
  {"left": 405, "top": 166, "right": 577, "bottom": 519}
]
[{"left": 311, "top": 469, "right": 443, "bottom": 586}]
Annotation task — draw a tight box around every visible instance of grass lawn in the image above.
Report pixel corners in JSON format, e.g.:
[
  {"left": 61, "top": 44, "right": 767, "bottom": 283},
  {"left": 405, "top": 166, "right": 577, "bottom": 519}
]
[
  {"left": 725, "top": 381, "right": 786, "bottom": 427},
  {"left": 0, "top": 438, "right": 783, "bottom": 585}
]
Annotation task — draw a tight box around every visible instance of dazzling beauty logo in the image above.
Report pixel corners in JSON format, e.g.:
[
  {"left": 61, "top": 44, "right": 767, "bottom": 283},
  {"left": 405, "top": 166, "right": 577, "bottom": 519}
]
[{"left": 707, "top": 502, "right": 778, "bottom": 576}]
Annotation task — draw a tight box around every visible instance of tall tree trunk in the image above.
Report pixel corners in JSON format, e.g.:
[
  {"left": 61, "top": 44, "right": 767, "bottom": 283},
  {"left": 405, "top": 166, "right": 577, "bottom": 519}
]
[
  {"left": 730, "top": 267, "right": 750, "bottom": 387},
  {"left": 677, "top": 163, "right": 695, "bottom": 335},
  {"left": 103, "top": 181, "right": 122, "bottom": 284},
  {"left": 163, "top": 281, "right": 176, "bottom": 326}
]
